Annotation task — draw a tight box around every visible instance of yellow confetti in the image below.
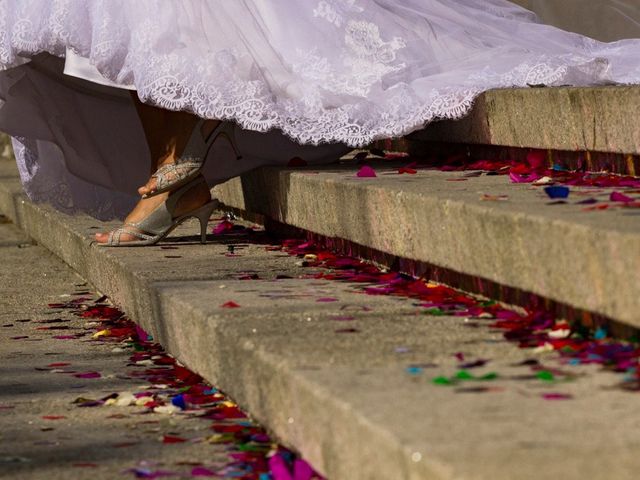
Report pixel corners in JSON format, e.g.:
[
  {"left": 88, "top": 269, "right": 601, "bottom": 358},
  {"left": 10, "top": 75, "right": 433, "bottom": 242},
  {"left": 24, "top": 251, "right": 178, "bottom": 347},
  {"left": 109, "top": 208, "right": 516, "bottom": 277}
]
[{"left": 92, "top": 329, "right": 111, "bottom": 339}]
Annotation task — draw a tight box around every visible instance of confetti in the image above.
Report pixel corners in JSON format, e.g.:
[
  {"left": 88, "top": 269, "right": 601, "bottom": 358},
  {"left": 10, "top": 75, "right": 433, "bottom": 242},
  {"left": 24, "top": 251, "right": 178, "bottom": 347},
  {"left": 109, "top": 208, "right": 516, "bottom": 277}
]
[
  {"left": 356, "top": 165, "right": 377, "bottom": 178},
  {"left": 220, "top": 301, "right": 240, "bottom": 308},
  {"left": 544, "top": 185, "right": 570, "bottom": 199}
]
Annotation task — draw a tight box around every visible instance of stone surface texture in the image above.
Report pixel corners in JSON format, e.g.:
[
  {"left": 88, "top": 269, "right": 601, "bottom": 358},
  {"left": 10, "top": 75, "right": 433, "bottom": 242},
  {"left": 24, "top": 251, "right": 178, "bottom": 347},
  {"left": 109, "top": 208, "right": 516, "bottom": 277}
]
[
  {"left": 212, "top": 161, "right": 640, "bottom": 329},
  {"left": 0, "top": 222, "right": 232, "bottom": 479},
  {"left": 411, "top": 86, "right": 640, "bottom": 154},
  {"left": 2, "top": 157, "right": 640, "bottom": 479}
]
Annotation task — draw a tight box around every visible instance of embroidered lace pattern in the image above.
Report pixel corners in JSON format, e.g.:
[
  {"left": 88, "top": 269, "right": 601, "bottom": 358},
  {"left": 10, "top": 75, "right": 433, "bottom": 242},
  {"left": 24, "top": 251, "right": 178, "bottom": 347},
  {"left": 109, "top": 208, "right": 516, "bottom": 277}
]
[{"left": 1, "top": 0, "right": 639, "bottom": 148}]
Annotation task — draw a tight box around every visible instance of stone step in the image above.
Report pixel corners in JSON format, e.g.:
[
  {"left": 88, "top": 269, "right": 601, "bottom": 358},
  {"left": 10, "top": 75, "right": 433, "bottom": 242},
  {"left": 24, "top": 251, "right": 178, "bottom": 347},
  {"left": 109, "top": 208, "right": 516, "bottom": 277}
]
[
  {"left": 406, "top": 86, "right": 640, "bottom": 160},
  {"left": 213, "top": 159, "right": 640, "bottom": 330},
  {"left": 2, "top": 159, "right": 640, "bottom": 480}
]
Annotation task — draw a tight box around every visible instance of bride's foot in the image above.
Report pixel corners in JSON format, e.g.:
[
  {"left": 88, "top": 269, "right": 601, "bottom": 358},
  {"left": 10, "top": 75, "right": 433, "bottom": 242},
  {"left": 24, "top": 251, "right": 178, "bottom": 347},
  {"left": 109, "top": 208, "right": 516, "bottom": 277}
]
[
  {"left": 95, "top": 177, "right": 212, "bottom": 244},
  {"left": 137, "top": 120, "right": 221, "bottom": 198}
]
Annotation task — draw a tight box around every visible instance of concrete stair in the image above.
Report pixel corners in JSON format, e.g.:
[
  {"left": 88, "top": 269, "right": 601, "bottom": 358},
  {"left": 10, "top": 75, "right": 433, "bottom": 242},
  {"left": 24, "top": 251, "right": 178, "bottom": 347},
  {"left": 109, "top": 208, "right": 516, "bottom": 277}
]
[
  {"left": 371, "top": 86, "right": 640, "bottom": 178},
  {"left": 2, "top": 158, "right": 640, "bottom": 480},
  {"left": 2, "top": 84, "right": 640, "bottom": 479},
  {"left": 411, "top": 86, "right": 640, "bottom": 155},
  {"left": 213, "top": 160, "right": 640, "bottom": 331}
]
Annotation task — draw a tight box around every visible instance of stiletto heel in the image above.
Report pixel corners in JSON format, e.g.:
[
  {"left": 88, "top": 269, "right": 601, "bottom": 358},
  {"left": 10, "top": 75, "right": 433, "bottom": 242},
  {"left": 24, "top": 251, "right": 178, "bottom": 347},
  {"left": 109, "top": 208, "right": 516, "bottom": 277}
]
[
  {"left": 97, "top": 177, "right": 219, "bottom": 247},
  {"left": 142, "top": 120, "right": 241, "bottom": 199},
  {"left": 192, "top": 202, "right": 216, "bottom": 244}
]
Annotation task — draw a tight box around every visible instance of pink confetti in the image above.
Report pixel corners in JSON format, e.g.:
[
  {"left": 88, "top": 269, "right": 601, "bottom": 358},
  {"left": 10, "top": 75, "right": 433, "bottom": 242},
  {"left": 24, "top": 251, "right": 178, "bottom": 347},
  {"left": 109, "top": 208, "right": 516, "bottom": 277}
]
[
  {"left": 610, "top": 191, "right": 634, "bottom": 203},
  {"left": 73, "top": 371, "right": 101, "bottom": 379},
  {"left": 269, "top": 455, "right": 294, "bottom": 480},
  {"left": 191, "top": 467, "right": 216, "bottom": 477},
  {"left": 356, "top": 165, "right": 377, "bottom": 178},
  {"left": 509, "top": 171, "right": 541, "bottom": 184},
  {"left": 136, "top": 325, "right": 152, "bottom": 341},
  {"left": 212, "top": 220, "right": 234, "bottom": 235},
  {"left": 293, "top": 460, "right": 314, "bottom": 480},
  {"left": 542, "top": 393, "right": 573, "bottom": 400}
]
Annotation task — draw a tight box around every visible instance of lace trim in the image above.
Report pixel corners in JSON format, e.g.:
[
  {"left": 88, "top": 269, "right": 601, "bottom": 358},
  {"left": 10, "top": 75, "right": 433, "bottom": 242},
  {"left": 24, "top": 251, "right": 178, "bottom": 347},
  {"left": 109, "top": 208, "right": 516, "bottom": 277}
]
[{"left": 0, "top": 0, "right": 635, "bottom": 148}]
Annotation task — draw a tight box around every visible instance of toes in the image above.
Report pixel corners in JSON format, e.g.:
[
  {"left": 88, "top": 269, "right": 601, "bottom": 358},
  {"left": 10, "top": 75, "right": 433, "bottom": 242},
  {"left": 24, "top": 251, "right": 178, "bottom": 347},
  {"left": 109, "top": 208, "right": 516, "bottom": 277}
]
[
  {"left": 138, "top": 177, "right": 157, "bottom": 196},
  {"left": 94, "top": 232, "right": 109, "bottom": 243}
]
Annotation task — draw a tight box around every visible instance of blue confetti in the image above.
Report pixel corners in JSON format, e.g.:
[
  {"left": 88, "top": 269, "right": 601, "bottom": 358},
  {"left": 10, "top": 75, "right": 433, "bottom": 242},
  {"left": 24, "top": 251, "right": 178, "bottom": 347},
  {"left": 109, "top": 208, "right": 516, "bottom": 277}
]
[
  {"left": 406, "top": 366, "right": 423, "bottom": 375},
  {"left": 544, "top": 185, "right": 570, "bottom": 199},
  {"left": 594, "top": 328, "right": 607, "bottom": 340},
  {"left": 171, "top": 394, "right": 187, "bottom": 410}
]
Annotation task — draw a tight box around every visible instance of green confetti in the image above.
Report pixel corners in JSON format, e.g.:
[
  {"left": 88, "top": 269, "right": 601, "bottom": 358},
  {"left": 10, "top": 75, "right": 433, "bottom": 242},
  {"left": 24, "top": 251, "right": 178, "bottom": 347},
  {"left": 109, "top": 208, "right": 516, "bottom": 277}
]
[
  {"left": 536, "top": 370, "right": 555, "bottom": 382},
  {"left": 479, "top": 372, "right": 498, "bottom": 381},
  {"left": 432, "top": 376, "right": 454, "bottom": 386},
  {"left": 455, "top": 370, "right": 474, "bottom": 380}
]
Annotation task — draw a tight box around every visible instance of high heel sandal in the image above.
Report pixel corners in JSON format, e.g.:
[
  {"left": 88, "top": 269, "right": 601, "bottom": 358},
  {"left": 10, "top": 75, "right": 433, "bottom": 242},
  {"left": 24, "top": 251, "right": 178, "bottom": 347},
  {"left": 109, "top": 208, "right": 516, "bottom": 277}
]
[
  {"left": 98, "top": 177, "right": 218, "bottom": 247},
  {"left": 142, "top": 120, "right": 242, "bottom": 199}
]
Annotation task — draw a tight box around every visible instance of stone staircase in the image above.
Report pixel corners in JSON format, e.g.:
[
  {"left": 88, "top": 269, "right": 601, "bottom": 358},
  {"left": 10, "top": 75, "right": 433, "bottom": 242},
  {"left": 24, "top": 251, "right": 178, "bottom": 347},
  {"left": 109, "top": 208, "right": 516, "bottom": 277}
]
[{"left": 2, "top": 85, "right": 640, "bottom": 479}]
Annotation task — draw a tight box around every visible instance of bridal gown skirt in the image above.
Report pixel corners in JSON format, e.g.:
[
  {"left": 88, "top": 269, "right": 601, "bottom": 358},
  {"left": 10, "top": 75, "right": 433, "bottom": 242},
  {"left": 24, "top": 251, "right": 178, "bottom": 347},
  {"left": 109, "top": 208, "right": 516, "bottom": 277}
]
[{"left": 1, "top": 0, "right": 640, "bottom": 219}]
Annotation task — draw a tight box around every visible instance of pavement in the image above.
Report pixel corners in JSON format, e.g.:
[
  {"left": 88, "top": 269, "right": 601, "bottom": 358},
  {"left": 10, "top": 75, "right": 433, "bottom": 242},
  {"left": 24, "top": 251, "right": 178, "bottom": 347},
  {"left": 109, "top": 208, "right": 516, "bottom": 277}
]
[
  {"left": 0, "top": 219, "right": 284, "bottom": 480},
  {"left": 2, "top": 158, "right": 640, "bottom": 479}
]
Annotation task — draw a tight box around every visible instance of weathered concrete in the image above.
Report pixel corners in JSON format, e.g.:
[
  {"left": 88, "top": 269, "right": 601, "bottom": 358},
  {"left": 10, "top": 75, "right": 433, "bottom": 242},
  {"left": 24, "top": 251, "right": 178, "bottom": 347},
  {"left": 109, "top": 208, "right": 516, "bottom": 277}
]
[
  {"left": 411, "top": 86, "right": 640, "bottom": 155},
  {"left": 211, "top": 161, "right": 640, "bottom": 329},
  {"left": 3, "top": 159, "right": 640, "bottom": 479},
  {"left": 0, "top": 223, "right": 233, "bottom": 480}
]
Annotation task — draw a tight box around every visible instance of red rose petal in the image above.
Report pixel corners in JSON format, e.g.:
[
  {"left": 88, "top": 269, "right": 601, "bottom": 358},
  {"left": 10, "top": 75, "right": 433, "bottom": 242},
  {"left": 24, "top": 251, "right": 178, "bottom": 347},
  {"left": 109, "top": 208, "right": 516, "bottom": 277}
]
[
  {"left": 221, "top": 301, "right": 240, "bottom": 308},
  {"left": 162, "top": 435, "right": 187, "bottom": 444}
]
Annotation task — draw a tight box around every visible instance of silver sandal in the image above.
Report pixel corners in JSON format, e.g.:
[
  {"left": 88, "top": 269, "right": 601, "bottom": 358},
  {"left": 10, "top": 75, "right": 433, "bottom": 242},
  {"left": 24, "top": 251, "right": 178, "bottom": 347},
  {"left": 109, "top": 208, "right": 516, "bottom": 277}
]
[
  {"left": 98, "top": 177, "right": 219, "bottom": 247},
  {"left": 141, "top": 120, "right": 241, "bottom": 199}
]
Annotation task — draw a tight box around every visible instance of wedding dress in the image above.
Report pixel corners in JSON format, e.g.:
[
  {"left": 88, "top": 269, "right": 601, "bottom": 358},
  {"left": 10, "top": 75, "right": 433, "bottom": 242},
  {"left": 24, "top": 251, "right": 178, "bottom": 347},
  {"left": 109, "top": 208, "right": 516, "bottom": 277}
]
[{"left": 1, "top": 0, "right": 639, "bottom": 219}]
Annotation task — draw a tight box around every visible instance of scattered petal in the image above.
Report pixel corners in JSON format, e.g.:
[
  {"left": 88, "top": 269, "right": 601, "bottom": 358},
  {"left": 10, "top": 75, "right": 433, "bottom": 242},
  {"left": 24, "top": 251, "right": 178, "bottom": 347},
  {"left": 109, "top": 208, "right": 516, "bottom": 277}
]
[
  {"left": 356, "top": 165, "right": 377, "bottom": 178},
  {"left": 542, "top": 393, "right": 573, "bottom": 400},
  {"left": 221, "top": 301, "right": 240, "bottom": 308},
  {"left": 610, "top": 191, "right": 634, "bottom": 203},
  {"left": 73, "top": 371, "right": 101, "bottom": 379},
  {"left": 162, "top": 435, "right": 187, "bottom": 444},
  {"left": 544, "top": 186, "right": 570, "bottom": 199}
]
